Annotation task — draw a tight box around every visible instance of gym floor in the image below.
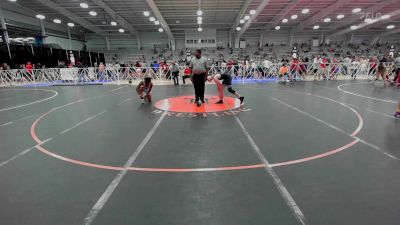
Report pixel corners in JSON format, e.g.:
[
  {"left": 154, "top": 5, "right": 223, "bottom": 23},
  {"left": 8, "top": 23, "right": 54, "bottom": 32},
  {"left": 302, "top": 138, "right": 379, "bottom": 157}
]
[{"left": 0, "top": 80, "right": 399, "bottom": 225}]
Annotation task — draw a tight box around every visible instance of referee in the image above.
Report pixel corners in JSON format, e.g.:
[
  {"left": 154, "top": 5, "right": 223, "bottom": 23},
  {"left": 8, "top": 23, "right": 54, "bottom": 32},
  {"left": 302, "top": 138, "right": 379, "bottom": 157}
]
[{"left": 189, "top": 49, "right": 209, "bottom": 107}]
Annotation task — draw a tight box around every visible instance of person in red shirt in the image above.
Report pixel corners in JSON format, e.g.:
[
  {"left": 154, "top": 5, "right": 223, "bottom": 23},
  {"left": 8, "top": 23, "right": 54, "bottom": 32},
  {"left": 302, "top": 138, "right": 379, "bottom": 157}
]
[
  {"left": 290, "top": 57, "right": 299, "bottom": 81},
  {"left": 161, "top": 60, "right": 169, "bottom": 79},
  {"left": 320, "top": 57, "right": 329, "bottom": 80},
  {"left": 26, "top": 62, "right": 33, "bottom": 80},
  {"left": 183, "top": 65, "right": 192, "bottom": 84},
  {"left": 299, "top": 58, "right": 307, "bottom": 80}
]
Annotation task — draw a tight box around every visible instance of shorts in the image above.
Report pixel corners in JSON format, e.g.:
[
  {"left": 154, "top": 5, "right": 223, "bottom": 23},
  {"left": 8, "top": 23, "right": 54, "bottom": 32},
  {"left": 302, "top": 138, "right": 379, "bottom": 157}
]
[{"left": 219, "top": 73, "right": 232, "bottom": 86}]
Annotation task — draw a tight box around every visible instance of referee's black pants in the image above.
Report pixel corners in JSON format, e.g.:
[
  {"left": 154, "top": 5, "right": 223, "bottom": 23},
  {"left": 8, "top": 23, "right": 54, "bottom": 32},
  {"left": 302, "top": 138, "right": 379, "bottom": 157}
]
[{"left": 193, "top": 73, "right": 206, "bottom": 102}]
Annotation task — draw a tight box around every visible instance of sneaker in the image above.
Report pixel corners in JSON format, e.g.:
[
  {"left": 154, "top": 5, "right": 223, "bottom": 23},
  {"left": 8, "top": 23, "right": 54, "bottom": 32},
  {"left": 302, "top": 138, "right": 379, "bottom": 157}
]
[
  {"left": 141, "top": 98, "right": 145, "bottom": 104},
  {"left": 216, "top": 100, "right": 224, "bottom": 104},
  {"left": 197, "top": 100, "right": 202, "bottom": 107},
  {"left": 239, "top": 96, "right": 244, "bottom": 105},
  {"left": 395, "top": 112, "right": 400, "bottom": 118}
]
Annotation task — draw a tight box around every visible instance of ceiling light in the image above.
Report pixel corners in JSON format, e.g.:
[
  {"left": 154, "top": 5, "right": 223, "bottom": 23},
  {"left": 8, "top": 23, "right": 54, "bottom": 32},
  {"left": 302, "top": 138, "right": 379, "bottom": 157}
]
[
  {"left": 197, "top": 10, "right": 203, "bottom": 16},
  {"left": 350, "top": 25, "right": 358, "bottom": 30},
  {"left": 80, "top": 3, "right": 88, "bottom": 8},
  {"left": 154, "top": 21, "right": 160, "bottom": 25},
  {"left": 198, "top": 27, "right": 202, "bottom": 32},
  {"left": 149, "top": 17, "right": 155, "bottom": 22},
  {"left": 313, "top": 25, "right": 320, "bottom": 30},
  {"left": 244, "top": 15, "right": 250, "bottom": 20},
  {"left": 282, "top": 18, "right": 288, "bottom": 23},
  {"left": 381, "top": 14, "right": 391, "bottom": 20},
  {"left": 197, "top": 16, "right": 202, "bottom": 21},
  {"left": 291, "top": 14, "right": 298, "bottom": 20},
  {"left": 158, "top": 28, "right": 163, "bottom": 32},
  {"left": 236, "top": 27, "right": 241, "bottom": 31},
  {"left": 111, "top": 21, "right": 117, "bottom": 26},
  {"left": 337, "top": 14, "right": 344, "bottom": 19},
  {"left": 275, "top": 26, "right": 280, "bottom": 30},
  {"left": 239, "top": 19, "right": 245, "bottom": 24},
  {"left": 53, "top": 19, "right": 61, "bottom": 24},
  {"left": 143, "top": 11, "right": 150, "bottom": 17},
  {"left": 119, "top": 28, "right": 125, "bottom": 33},
  {"left": 301, "top": 9, "right": 309, "bottom": 14},
  {"left": 67, "top": 23, "right": 75, "bottom": 27},
  {"left": 36, "top": 14, "right": 45, "bottom": 20},
  {"left": 249, "top": 9, "right": 256, "bottom": 15},
  {"left": 8, "top": 0, "right": 17, "bottom": 2},
  {"left": 89, "top": 11, "right": 97, "bottom": 16},
  {"left": 323, "top": 18, "right": 331, "bottom": 23},
  {"left": 197, "top": 20, "right": 202, "bottom": 25},
  {"left": 387, "top": 25, "right": 395, "bottom": 29},
  {"left": 352, "top": 8, "right": 361, "bottom": 13}
]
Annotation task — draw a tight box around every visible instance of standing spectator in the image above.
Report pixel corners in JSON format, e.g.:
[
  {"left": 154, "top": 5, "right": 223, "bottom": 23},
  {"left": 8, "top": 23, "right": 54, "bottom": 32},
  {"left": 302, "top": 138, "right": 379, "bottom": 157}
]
[
  {"left": 313, "top": 55, "right": 322, "bottom": 80},
  {"left": 75, "top": 60, "right": 86, "bottom": 83},
  {"left": 98, "top": 62, "right": 106, "bottom": 81},
  {"left": 152, "top": 60, "right": 159, "bottom": 75},
  {"left": 161, "top": 60, "right": 170, "bottom": 79},
  {"left": 290, "top": 57, "right": 300, "bottom": 80},
  {"left": 183, "top": 65, "right": 192, "bottom": 84},
  {"left": 350, "top": 57, "right": 360, "bottom": 80},
  {"left": 368, "top": 56, "right": 377, "bottom": 79},
  {"left": 135, "top": 61, "right": 142, "bottom": 78},
  {"left": 393, "top": 53, "right": 400, "bottom": 87},
  {"left": 343, "top": 55, "right": 352, "bottom": 76},
  {"left": 170, "top": 61, "right": 180, "bottom": 85},
  {"left": 25, "top": 62, "right": 34, "bottom": 80}
]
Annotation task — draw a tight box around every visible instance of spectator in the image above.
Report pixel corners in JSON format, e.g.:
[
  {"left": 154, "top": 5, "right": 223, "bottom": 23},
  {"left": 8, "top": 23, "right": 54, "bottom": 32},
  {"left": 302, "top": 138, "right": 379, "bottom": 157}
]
[
  {"left": 170, "top": 61, "right": 180, "bottom": 85},
  {"left": 313, "top": 55, "right": 322, "bottom": 80},
  {"left": 183, "top": 65, "right": 191, "bottom": 84},
  {"left": 279, "top": 62, "right": 289, "bottom": 82},
  {"left": 161, "top": 60, "right": 170, "bottom": 79},
  {"left": 75, "top": 60, "right": 86, "bottom": 83},
  {"left": 26, "top": 62, "right": 34, "bottom": 80}
]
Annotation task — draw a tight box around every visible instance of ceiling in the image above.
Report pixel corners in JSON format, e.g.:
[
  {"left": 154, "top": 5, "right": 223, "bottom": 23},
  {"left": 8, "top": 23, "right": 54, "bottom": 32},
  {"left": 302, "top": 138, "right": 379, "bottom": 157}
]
[{"left": 2, "top": 0, "right": 400, "bottom": 39}]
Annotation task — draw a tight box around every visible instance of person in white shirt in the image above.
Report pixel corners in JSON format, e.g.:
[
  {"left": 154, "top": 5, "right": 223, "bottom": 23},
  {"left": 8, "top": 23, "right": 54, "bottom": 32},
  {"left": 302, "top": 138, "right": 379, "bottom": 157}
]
[
  {"left": 313, "top": 55, "right": 322, "bottom": 80},
  {"left": 263, "top": 59, "right": 272, "bottom": 69},
  {"left": 351, "top": 58, "right": 360, "bottom": 80},
  {"left": 343, "top": 56, "right": 352, "bottom": 76}
]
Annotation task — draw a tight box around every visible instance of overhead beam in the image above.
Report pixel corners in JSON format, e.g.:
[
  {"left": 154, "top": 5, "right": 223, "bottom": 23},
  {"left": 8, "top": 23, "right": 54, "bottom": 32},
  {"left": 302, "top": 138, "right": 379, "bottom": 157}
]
[
  {"left": 263, "top": 0, "right": 303, "bottom": 31},
  {"left": 329, "top": 8, "right": 400, "bottom": 38},
  {"left": 328, "top": 0, "right": 398, "bottom": 36},
  {"left": 379, "top": 28, "right": 400, "bottom": 37},
  {"left": 145, "top": 0, "right": 174, "bottom": 40},
  {"left": 230, "top": 0, "right": 252, "bottom": 34},
  {"left": 292, "top": 0, "right": 347, "bottom": 32},
  {"left": 91, "top": 0, "right": 139, "bottom": 37},
  {"left": 2, "top": 1, "right": 83, "bottom": 37},
  {"left": 33, "top": 0, "right": 106, "bottom": 36},
  {"left": 236, "top": 0, "right": 271, "bottom": 38}
]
